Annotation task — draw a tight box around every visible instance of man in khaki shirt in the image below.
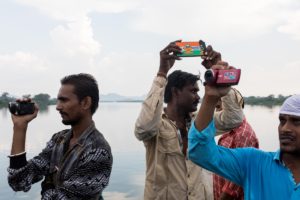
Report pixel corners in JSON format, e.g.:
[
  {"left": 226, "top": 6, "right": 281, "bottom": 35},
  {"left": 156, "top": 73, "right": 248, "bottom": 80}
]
[{"left": 135, "top": 40, "right": 220, "bottom": 200}]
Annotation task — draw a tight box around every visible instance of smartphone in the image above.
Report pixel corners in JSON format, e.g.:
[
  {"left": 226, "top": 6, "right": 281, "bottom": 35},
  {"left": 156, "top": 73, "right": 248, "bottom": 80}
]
[{"left": 176, "top": 40, "right": 206, "bottom": 57}]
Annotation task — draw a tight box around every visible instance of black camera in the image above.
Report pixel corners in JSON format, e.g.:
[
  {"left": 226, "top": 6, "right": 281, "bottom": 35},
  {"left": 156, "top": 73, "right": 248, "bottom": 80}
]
[{"left": 8, "top": 102, "right": 35, "bottom": 115}]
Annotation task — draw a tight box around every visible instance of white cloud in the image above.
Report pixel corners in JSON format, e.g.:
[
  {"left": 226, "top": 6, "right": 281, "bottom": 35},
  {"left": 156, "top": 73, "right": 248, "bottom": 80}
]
[
  {"left": 2, "top": 0, "right": 299, "bottom": 98},
  {"left": 13, "top": 0, "right": 141, "bottom": 72},
  {"left": 50, "top": 17, "right": 100, "bottom": 60},
  {"left": 132, "top": 0, "right": 300, "bottom": 42},
  {"left": 16, "top": 0, "right": 140, "bottom": 20},
  {"left": 278, "top": 9, "right": 300, "bottom": 40},
  {"left": 0, "top": 51, "right": 46, "bottom": 70},
  {"left": 239, "top": 60, "right": 300, "bottom": 96},
  {"left": 93, "top": 52, "right": 157, "bottom": 96}
]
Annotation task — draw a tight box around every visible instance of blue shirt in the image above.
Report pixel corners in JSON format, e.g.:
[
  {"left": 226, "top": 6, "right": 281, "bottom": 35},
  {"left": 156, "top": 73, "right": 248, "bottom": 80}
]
[{"left": 188, "top": 120, "right": 300, "bottom": 200}]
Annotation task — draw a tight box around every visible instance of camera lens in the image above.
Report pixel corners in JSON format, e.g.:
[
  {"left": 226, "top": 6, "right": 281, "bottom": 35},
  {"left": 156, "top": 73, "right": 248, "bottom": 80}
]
[
  {"left": 204, "top": 69, "right": 215, "bottom": 83},
  {"left": 8, "top": 102, "right": 18, "bottom": 114}
]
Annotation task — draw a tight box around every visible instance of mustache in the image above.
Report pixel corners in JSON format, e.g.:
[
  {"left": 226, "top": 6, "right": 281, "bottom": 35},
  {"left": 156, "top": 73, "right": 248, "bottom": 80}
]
[
  {"left": 193, "top": 100, "right": 200, "bottom": 105},
  {"left": 59, "top": 111, "right": 68, "bottom": 116},
  {"left": 279, "top": 134, "right": 296, "bottom": 141}
]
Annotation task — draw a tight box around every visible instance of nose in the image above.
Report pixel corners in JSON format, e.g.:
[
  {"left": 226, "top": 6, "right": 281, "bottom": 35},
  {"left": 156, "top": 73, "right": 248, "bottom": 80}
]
[
  {"left": 196, "top": 93, "right": 200, "bottom": 101},
  {"left": 56, "top": 101, "right": 62, "bottom": 111},
  {"left": 280, "top": 120, "right": 292, "bottom": 133}
]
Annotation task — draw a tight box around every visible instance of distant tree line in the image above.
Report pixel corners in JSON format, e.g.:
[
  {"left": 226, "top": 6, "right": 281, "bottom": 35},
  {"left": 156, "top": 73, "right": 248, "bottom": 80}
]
[
  {"left": 244, "top": 94, "right": 290, "bottom": 107},
  {"left": 0, "top": 92, "right": 57, "bottom": 109},
  {"left": 0, "top": 92, "right": 292, "bottom": 109}
]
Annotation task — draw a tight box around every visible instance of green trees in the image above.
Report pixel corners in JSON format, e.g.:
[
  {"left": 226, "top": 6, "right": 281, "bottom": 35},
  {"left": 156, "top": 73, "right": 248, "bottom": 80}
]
[
  {"left": 244, "top": 94, "right": 290, "bottom": 107},
  {"left": 0, "top": 92, "right": 14, "bottom": 108},
  {"left": 0, "top": 92, "right": 57, "bottom": 109},
  {"left": 0, "top": 92, "right": 292, "bottom": 109}
]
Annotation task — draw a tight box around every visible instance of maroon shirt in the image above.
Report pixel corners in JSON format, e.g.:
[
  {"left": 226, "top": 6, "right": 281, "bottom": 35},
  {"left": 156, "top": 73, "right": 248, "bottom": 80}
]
[{"left": 213, "top": 118, "right": 259, "bottom": 200}]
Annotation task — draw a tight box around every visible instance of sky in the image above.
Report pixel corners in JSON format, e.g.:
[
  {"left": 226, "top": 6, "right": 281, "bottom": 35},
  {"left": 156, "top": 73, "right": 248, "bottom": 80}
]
[{"left": 1, "top": 0, "right": 300, "bottom": 98}]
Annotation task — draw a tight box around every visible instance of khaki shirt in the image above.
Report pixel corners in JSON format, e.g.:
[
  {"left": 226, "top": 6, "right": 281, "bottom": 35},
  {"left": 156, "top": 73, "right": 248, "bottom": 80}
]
[
  {"left": 214, "top": 88, "right": 244, "bottom": 135},
  {"left": 135, "top": 76, "right": 213, "bottom": 200}
]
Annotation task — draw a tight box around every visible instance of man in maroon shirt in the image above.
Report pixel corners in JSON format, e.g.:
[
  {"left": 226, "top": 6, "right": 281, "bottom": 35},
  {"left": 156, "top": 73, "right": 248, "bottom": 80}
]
[{"left": 213, "top": 88, "right": 259, "bottom": 200}]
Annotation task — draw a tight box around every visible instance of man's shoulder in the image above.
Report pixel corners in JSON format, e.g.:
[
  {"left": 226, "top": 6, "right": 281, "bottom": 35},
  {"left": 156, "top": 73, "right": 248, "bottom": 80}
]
[
  {"left": 234, "top": 147, "right": 276, "bottom": 162},
  {"left": 87, "top": 128, "right": 111, "bottom": 152},
  {"left": 50, "top": 129, "right": 70, "bottom": 141}
]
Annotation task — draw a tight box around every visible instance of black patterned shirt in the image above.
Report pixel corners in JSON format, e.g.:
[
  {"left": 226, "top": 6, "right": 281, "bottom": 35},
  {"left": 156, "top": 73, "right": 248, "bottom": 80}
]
[{"left": 7, "top": 122, "right": 112, "bottom": 200}]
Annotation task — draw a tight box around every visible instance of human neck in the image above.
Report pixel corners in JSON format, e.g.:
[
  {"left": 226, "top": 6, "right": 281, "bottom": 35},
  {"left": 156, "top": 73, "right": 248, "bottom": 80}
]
[
  {"left": 165, "top": 104, "right": 189, "bottom": 123},
  {"left": 282, "top": 152, "right": 300, "bottom": 183},
  {"left": 282, "top": 152, "right": 300, "bottom": 166},
  {"left": 71, "top": 116, "right": 93, "bottom": 139}
]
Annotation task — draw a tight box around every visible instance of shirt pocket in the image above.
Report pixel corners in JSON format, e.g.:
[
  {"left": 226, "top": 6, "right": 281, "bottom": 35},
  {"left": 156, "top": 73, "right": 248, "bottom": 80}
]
[{"left": 157, "top": 131, "right": 180, "bottom": 154}]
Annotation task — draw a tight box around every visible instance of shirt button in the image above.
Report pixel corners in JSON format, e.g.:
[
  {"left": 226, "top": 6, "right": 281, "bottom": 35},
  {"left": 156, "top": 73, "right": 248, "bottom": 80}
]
[{"left": 188, "top": 192, "right": 191, "bottom": 195}]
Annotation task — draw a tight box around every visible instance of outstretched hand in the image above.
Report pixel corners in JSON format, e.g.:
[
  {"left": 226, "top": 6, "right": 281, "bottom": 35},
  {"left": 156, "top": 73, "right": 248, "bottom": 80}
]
[
  {"left": 158, "top": 40, "right": 182, "bottom": 75},
  {"left": 201, "top": 45, "right": 221, "bottom": 69}
]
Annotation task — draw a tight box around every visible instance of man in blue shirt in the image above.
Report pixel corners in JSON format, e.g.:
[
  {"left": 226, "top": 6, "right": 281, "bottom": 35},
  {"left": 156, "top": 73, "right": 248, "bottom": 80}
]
[{"left": 188, "top": 61, "right": 300, "bottom": 200}]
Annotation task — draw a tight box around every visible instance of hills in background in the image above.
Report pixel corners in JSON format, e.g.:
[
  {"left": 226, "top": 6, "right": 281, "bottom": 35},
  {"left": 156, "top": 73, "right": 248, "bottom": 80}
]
[
  {"left": 0, "top": 92, "right": 291, "bottom": 107},
  {"left": 100, "top": 93, "right": 145, "bottom": 102}
]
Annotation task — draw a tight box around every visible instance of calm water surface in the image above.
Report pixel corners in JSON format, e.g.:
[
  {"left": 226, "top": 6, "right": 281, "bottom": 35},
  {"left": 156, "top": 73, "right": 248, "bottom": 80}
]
[{"left": 0, "top": 103, "right": 280, "bottom": 200}]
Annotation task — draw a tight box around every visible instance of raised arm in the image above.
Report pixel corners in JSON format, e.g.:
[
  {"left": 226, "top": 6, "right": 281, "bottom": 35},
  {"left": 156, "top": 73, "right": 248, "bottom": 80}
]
[
  {"left": 10, "top": 99, "right": 39, "bottom": 155},
  {"left": 134, "top": 40, "right": 182, "bottom": 141},
  {"left": 188, "top": 61, "right": 250, "bottom": 186},
  {"left": 214, "top": 88, "right": 244, "bottom": 135}
]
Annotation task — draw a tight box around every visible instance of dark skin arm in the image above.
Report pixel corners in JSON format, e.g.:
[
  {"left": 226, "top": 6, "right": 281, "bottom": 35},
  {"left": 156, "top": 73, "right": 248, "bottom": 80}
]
[
  {"left": 158, "top": 40, "right": 182, "bottom": 75},
  {"left": 194, "top": 61, "right": 231, "bottom": 131},
  {"left": 10, "top": 98, "right": 39, "bottom": 155}
]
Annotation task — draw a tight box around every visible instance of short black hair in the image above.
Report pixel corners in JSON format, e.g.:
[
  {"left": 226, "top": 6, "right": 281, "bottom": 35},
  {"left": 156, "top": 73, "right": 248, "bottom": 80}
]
[
  {"left": 164, "top": 70, "right": 199, "bottom": 103},
  {"left": 61, "top": 73, "right": 99, "bottom": 115}
]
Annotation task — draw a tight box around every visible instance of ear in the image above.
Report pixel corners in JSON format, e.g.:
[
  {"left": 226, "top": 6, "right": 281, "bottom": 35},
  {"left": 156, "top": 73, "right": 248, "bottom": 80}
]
[
  {"left": 171, "top": 87, "right": 180, "bottom": 98},
  {"left": 80, "top": 96, "right": 92, "bottom": 111}
]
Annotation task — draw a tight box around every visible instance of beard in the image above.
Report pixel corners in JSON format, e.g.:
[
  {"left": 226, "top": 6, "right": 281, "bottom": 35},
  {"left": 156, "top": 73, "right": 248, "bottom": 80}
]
[{"left": 62, "top": 117, "right": 80, "bottom": 126}]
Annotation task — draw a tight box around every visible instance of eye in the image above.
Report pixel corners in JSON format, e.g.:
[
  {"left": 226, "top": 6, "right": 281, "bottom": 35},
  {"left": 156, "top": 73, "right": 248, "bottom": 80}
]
[
  {"left": 192, "top": 89, "right": 198, "bottom": 94},
  {"left": 279, "top": 117, "right": 286, "bottom": 126},
  {"left": 291, "top": 118, "right": 300, "bottom": 126}
]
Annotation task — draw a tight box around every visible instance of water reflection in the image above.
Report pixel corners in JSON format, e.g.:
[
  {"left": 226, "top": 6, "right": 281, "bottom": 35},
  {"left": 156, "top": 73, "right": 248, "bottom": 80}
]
[{"left": 0, "top": 103, "right": 281, "bottom": 199}]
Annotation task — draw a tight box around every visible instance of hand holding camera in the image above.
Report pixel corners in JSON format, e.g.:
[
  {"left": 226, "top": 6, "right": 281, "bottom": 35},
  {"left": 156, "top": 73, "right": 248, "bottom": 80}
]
[
  {"left": 196, "top": 41, "right": 241, "bottom": 86},
  {"left": 9, "top": 101, "right": 35, "bottom": 115},
  {"left": 9, "top": 98, "right": 39, "bottom": 127},
  {"left": 204, "top": 61, "right": 233, "bottom": 98}
]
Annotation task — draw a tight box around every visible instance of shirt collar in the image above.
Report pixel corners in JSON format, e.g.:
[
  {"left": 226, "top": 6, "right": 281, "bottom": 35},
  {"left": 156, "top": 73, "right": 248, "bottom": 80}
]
[
  {"left": 69, "top": 121, "right": 96, "bottom": 146},
  {"left": 273, "top": 149, "right": 284, "bottom": 165}
]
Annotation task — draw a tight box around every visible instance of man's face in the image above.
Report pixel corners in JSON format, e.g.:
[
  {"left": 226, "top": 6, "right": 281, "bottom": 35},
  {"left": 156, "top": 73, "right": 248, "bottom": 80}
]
[
  {"left": 56, "top": 84, "right": 84, "bottom": 125},
  {"left": 278, "top": 114, "right": 300, "bottom": 155},
  {"left": 176, "top": 82, "right": 200, "bottom": 113}
]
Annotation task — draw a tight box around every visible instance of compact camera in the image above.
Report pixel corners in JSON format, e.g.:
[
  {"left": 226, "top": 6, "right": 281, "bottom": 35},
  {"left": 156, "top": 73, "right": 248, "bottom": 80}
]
[
  {"left": 8, "top": 101, "right": 35, "bottom": 115},
  {"left": 204, "top": 69, "right": 241, "bottom": 86},
  {"left": 176, "top": 40, "right": 206, "bottom": 57}
]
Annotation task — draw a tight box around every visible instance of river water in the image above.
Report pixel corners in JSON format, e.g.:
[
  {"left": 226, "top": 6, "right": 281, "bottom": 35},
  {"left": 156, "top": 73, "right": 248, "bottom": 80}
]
[{"left": 0, "top": 103, "right": 280, "bottom": 200}]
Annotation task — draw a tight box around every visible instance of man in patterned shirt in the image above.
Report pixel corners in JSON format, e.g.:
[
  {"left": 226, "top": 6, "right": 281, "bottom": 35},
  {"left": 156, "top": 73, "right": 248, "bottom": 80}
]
[
  {"left": 7, "top": 73, "right": 112, "bottom": 200},
  {"left": 213, "top": 88, "right": 259, "bottom": 200}
]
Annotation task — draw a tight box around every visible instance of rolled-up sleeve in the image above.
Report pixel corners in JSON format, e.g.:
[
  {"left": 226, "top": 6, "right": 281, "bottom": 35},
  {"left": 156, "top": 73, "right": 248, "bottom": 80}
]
[
  {"left": 134, "top": 76, "right": 166, "bottom": 141},
  {"left": 188, "top": 120, "right": 249, "bottom": 187}
]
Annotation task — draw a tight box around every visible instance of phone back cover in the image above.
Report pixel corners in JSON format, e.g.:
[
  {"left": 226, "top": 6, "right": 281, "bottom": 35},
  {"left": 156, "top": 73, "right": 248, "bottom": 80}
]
[{"left": 176, "top": 42, "right": 204, "bottom": 57}]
